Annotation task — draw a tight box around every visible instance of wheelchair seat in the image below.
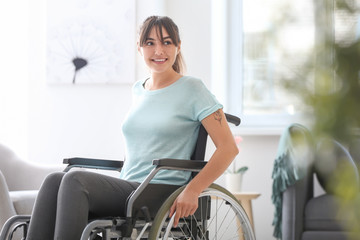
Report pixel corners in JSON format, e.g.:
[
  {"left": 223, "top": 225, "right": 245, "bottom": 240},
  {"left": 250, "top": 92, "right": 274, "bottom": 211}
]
[{"left": 0, "top": 113, "right": 256, "bottom": 240}]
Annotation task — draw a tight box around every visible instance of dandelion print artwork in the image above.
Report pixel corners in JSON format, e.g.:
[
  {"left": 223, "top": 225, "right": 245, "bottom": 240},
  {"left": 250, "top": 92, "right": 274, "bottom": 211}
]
[{"left": 47, "top": 0, "right": 135, "bottom": 84}]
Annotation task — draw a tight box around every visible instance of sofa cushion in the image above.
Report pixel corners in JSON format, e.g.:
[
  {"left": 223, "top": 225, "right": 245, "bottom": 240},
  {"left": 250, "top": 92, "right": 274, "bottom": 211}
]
[
  {"left": 304, "top": 194, "right": 351, "bottom": 231},
  {"left": 302, "top": 231, "right": 351, "bottom": 240},
  {"left": 315, "top": 138, "right": 359, "bottom": 196},
  {"left": 9, "top": 190, "right": 38, "bottom": 215}
]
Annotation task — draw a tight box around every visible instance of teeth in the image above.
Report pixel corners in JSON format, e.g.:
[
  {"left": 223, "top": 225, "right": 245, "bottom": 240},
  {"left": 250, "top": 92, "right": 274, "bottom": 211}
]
[{"left": 153, "top": 59, "right": 166, "bottom": 62}]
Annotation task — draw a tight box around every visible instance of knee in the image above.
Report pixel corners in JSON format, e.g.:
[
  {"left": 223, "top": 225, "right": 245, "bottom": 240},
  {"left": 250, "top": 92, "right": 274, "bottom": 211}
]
[
  {"left": 59, "top": 171, "right": 92, "bottom": 196},
  {"left": 61, "top": 171, "right": 89, "bottom": 189},
  {"left": 42, "top": 172, "right": 65, "bottom": 189}
]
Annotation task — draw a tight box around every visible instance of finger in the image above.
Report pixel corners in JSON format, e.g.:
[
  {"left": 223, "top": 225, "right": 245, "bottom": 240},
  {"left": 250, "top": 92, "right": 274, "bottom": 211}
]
[
  {"left": 169, "top": 200, "right": 177, "bottom": 218},
  {"left": 173, "top": 209, "right": 182, "bottom": 227}
]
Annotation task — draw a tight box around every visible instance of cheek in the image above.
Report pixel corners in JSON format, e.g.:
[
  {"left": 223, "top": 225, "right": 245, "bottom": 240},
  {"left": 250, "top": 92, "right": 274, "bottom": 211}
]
[
  {"left": 171, "top": 49, "right": 179, "bottom": 60},
  {"left": 165, "top": 47, "right": 176, "bottom": 57},
  {"left": 139, "top": 47, "right": 151, "bottom": 57},
  {"left": 140, "top": 50, "right": 151, "bottom": 60}
]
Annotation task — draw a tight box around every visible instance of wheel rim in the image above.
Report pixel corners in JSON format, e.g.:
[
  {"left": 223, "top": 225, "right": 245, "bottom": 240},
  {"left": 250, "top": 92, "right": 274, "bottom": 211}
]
[{"left": 150, "top": 185, "right": 255, "bottom": 240}]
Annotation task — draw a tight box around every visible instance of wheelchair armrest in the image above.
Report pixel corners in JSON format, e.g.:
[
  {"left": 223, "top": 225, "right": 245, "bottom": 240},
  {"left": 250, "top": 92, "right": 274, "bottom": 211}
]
[
  {"left": 63, "top": 157, "right": 123, "bottom": 172},
  {"left": 152, "top": 159, "right": 207, "bottom": 171}
]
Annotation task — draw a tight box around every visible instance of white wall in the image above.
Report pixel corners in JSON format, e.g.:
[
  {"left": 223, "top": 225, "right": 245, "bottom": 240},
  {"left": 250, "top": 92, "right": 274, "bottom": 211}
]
[
  {"left": 204, "top": 132, "right": 279, "bottom": 239},
  {"left": 25, "top": 0, "right": 214, "bottom": 165},
  {"left": 165, "top": 0, "right": 212, "bottom": 84},
  {"left": 0, "top": 0, "right": 29, "bottom": 158},
  {"left": 1, "top": 1, "right": 280, "bottom": 239},
  {"left": 227, "top": 135, "right": 280, "bottom": 240}
]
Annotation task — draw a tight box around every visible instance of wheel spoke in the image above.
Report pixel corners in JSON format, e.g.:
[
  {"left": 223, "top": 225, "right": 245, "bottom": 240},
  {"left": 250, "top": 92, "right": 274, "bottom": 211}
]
[{"left": 149, "top": 184, "right": 255, "bottom": 240}]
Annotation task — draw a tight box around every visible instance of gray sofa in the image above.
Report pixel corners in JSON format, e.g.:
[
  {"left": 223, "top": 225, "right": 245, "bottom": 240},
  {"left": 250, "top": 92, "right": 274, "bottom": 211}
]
[
  {"left": 0, "top": 143, "right": 63, "bottom": 232},
  {"left": 273, "top": 124, "right": 360, "bottom": 240}
]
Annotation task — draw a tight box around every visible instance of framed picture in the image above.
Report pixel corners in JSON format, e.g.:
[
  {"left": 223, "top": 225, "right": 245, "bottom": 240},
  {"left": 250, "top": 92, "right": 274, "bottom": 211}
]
[{"left": 47, "top": 0, "right": 136, "bottom": 84}]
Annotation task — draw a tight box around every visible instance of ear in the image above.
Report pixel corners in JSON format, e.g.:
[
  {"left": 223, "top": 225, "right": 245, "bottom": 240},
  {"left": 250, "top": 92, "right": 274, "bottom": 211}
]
[
  {"left": 177, "top": 41, "right": 181, "bottom": 54},
  {"left": 137, "top": 42, "right": 143, "bottom": 56}
]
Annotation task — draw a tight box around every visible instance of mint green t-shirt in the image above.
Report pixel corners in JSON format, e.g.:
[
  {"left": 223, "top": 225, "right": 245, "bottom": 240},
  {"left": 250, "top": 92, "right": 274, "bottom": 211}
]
[{"left": 119, "top": 76, "right": 223, "bottom": 185}]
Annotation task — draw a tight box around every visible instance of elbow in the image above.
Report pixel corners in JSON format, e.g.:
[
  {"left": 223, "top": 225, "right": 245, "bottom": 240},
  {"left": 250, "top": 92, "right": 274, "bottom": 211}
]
[
  {"left": 215, "top": 139, "right": 240, "bottom": 159},
  {"left": 233, "top": 144, "right": 240, "bottom": 158},
  {"left": 229, "top": 143, "right": 239, "bottom": 159}
]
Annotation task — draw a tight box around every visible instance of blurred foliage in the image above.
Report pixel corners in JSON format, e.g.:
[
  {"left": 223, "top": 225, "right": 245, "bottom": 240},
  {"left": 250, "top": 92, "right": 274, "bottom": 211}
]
[
  {"left": 283, "top": 0, "right": 360, "bottom": 145},
  {"left": 281, "top": 0, "right": 360, "bottom": 238},
  {"left": 310, "top": 40, "right": 360, "bottom": 144}
]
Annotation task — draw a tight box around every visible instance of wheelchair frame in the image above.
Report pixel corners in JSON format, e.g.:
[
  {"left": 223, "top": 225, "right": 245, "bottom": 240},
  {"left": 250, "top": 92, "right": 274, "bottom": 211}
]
[{"left": 0, "top": 114, "right": 256, "bottom": 240}]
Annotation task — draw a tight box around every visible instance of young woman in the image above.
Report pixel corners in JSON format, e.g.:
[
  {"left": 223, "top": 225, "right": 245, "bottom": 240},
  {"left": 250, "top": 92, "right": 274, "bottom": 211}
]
[{"left": 25, "top": 16, "right": 239, "bottom": 240}]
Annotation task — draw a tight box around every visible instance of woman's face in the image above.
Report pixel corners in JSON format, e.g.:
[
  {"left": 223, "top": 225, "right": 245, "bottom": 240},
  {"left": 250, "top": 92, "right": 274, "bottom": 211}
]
[{"left": 138, "top": 26, "right": 180, "bottom": 75}]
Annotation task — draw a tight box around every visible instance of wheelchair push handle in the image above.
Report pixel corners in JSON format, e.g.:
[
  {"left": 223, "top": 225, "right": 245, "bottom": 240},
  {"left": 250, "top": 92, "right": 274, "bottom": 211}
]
[{"left": 225, "top": 113, "right": 241, "bottom": 126}]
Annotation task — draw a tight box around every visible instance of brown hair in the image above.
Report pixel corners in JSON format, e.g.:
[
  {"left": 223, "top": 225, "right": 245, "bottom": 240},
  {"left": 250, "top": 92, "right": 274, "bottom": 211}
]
[{"left": 138, "top": 16, "right": 186, "bottom": 75}]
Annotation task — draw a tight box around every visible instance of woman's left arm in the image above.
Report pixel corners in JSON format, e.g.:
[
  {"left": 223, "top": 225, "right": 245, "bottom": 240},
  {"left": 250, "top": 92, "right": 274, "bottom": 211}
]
[{"left": 169, "top": 108, "right": 239, "bottom": 226}]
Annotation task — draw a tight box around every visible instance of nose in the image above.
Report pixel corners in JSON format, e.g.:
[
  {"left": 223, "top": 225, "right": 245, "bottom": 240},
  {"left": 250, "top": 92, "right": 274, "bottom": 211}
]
[{"left": 154, "top": 44, "right": 164, "bottom": 55}]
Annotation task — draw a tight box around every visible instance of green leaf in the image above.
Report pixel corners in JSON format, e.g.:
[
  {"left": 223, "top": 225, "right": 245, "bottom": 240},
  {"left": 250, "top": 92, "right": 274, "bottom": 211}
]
[{"left": 235, "top": 166, "right": 248, "bottom": 174}]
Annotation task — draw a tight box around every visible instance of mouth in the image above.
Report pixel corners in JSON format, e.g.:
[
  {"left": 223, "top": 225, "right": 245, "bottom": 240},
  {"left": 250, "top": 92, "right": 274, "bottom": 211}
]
[{"left": 152, "top": 58, "right": 168, "bottom": 63}]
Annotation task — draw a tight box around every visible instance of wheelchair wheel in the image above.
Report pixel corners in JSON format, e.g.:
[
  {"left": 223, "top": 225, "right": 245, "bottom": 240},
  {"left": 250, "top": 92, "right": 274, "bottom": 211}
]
[{"left": 148, "top": 183, "right": 256, "bottom": 240}]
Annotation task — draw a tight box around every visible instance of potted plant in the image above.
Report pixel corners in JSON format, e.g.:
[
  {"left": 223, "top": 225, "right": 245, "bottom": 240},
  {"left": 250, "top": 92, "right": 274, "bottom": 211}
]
[{"left": 225, "top": 136, "right": 248, "bottom": 192}]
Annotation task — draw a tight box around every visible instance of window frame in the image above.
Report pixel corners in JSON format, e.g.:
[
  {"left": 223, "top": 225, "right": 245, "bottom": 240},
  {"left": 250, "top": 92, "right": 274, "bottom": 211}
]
[{"left": 211, "top": 0, "right": 311, "bottom": 131}]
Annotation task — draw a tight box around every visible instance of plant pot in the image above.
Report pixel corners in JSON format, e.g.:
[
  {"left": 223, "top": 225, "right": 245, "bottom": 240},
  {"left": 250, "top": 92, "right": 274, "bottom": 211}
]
[{"left": 225, "top": 173, "right": 244, "bottom": 193}]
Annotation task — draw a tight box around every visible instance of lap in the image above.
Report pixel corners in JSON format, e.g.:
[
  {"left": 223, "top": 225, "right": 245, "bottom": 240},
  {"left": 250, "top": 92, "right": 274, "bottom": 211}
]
[
  {"left": 59, "top": 171, "right": 140, "bottom": 217},
  {"left": 56, "top": 171, "right": 181, "bottom": 218}
]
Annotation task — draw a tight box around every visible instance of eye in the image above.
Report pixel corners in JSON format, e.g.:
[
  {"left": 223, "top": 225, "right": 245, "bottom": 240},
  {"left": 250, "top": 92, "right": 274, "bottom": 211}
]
[
  {"left": 164, "top": 40, "right": 172, "bottom": 45},
  {"left": 145, "top": 41, "right": 153, "bottom": 46}
]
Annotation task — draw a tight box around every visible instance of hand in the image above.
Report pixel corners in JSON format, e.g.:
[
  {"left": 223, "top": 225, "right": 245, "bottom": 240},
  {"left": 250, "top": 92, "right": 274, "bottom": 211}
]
[{"left": 169, "top": 187, "right": 199, "bottom": 227}]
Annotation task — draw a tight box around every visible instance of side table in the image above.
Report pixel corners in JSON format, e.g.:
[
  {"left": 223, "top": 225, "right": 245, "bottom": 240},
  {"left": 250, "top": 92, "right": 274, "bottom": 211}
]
[{"left": 232, "top": 192, "right": 260, "bottom": 231}]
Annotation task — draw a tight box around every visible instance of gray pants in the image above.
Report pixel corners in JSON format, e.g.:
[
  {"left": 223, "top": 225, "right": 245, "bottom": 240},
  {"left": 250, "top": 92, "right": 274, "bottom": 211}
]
[{"left": 26, "top": 171, "right": 140, "bottom": 240}]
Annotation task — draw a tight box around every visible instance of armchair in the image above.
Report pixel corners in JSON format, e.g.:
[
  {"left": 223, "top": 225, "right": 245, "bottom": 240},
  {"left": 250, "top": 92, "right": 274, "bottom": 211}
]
[
  {"left": 0, "top": 143, "right": 63, "bottom": 231},
  {"left": 272, "top": 124, "right": 360, "bottom": 240}
]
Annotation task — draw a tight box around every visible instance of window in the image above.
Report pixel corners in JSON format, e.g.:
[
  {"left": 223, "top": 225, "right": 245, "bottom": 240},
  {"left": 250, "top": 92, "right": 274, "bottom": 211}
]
[
  {"left": 242, "top": 0, "right": 315, "bottom": 116},
  {"left": 211, "top": 0, "right": 340, "bottom": 129}
]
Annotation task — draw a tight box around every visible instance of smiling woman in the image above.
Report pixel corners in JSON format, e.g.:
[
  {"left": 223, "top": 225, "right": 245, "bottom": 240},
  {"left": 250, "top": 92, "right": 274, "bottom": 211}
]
[
  {"left": 22, "top": 15, "right": 239, "bottom": 240},
  {"left": 139, "top": 26, "right": 181, "bottom": 87},
  {"left": 137, "top": 16, "right": 186, "bottom": 88}
]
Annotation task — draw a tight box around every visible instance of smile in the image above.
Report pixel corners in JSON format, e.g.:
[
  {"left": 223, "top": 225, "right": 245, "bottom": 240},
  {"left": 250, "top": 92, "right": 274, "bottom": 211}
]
[{"left": 152, "top": 58, "right": 167, "bottom": 63}]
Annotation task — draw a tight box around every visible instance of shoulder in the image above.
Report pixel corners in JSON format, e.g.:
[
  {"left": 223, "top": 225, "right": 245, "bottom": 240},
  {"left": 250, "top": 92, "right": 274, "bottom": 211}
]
[
  {"left": 180, "top": 76, "right": 208, "bottom": 90},
  {"left": 132, "top": 78, "right": 147, "bottom": 94},
  {"left": 179, "top": 76, "right": 220, "bottom": 106},
  {"left": 133, "top": 78, "right": 147, "bottom": 88}
]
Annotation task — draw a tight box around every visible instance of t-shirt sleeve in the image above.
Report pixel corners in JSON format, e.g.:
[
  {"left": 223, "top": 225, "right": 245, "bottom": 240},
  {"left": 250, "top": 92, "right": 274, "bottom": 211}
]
[{"left": 190, "top": 79, "right": 223, "bottom": 121}]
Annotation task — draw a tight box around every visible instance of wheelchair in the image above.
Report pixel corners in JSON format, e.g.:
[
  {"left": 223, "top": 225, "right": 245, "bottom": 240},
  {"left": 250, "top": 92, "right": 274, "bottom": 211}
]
[{"left": 0, "top": 114, "right": 255, "bottom": 240}]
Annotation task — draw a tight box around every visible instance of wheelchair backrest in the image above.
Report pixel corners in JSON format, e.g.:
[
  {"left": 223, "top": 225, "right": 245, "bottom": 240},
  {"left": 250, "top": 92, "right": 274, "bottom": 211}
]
[{"left": 191, "top": 124, "right": 208, "bottom": 161}]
